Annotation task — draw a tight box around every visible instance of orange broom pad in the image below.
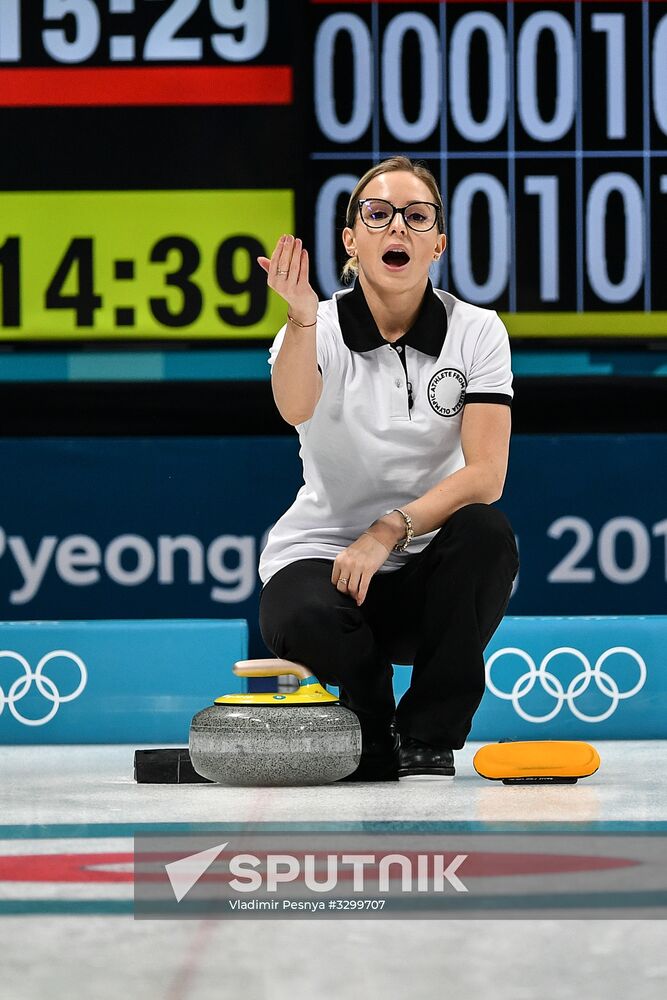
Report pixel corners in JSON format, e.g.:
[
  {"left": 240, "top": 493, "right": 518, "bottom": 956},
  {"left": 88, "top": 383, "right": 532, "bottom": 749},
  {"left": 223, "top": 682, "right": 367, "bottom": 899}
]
[{"left": 473, "top": 740, "right": 601, "bottom": 784}]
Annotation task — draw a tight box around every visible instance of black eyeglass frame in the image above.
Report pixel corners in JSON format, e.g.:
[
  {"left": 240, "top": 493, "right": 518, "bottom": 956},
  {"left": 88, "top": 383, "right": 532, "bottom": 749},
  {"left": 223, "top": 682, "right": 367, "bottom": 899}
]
[{"left": 352, "top": 198, "right": 443, "bottom": 233}]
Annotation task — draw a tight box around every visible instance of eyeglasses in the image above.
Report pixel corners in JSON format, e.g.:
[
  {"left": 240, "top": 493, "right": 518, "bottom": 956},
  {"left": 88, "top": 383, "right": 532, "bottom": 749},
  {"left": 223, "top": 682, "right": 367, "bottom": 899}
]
[{"left": 356, "top": 198, "right": 440, "bottom": 233}]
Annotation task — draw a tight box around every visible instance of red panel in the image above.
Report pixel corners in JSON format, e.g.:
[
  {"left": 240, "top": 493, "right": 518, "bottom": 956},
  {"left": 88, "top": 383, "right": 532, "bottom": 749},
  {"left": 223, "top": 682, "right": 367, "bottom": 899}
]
[{"left": 0, "top": 67, "right": 293, "bottom": 108}]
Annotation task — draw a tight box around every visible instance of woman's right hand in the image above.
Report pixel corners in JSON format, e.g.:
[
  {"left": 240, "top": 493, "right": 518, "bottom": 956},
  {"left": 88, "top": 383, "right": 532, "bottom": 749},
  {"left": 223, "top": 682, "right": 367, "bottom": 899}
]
[{"left": 257, "top": 235, "right": 319, "bottom": 326}]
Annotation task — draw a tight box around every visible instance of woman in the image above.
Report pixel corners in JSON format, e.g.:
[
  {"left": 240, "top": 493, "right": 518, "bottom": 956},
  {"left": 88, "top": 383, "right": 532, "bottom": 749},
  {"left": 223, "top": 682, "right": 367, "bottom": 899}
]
[{"left": 256, "top": 157, "right": 519, "bottom": 781}]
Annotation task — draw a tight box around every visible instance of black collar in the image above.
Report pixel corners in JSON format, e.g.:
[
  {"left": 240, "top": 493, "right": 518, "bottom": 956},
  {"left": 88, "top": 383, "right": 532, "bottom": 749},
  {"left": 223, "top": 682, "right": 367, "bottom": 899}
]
[{"left": 336, "top": 277, "right": 447, "bottom": 357}]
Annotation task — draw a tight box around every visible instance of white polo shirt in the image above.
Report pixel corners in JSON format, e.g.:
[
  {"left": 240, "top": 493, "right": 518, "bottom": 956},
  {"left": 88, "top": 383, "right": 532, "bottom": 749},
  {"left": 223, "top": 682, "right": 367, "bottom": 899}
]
[{"left": 258, "top": 278, "right": 513, "bottom": 586}]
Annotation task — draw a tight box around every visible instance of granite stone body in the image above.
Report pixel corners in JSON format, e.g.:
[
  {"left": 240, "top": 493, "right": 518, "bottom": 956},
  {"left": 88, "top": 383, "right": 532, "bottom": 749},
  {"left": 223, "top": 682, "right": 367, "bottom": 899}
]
[{"left": 189, "top": 703, "right": 362, "bottom": 786}]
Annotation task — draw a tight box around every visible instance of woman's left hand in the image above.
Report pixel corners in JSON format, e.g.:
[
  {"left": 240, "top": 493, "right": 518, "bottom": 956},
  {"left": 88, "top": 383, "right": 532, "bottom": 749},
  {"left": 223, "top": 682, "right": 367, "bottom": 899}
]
[{"left": 331, "top": 533, "right": 392, "bottom": 606}]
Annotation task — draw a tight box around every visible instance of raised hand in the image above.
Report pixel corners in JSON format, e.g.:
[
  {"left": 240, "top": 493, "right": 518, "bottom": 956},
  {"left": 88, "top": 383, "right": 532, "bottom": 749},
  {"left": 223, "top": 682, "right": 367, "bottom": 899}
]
[{"left": 257, "top": 234, "right": 319, "bottom": 325}]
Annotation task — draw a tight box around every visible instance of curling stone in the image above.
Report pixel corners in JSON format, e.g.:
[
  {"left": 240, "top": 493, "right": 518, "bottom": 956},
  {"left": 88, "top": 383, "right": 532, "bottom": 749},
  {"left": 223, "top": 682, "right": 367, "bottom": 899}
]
[{"left": 189, "top": 658, "right": 361, "bottom": 786}]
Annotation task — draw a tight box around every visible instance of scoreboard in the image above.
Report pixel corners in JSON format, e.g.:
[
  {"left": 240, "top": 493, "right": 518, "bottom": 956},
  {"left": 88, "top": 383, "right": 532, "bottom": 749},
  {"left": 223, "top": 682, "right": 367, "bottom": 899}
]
[
  {"left": 0, "top": 0, "right": 666, "bottom": 342},
  {"left": 306, "top": 0, "right": 667, "bottom": 338}
]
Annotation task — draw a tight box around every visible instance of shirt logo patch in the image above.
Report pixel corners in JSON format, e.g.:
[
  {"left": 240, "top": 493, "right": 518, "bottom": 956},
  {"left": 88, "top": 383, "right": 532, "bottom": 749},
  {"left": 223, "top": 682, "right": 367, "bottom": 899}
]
[{"left": 427, "top": 368, "right": 467, "bottom": 417}]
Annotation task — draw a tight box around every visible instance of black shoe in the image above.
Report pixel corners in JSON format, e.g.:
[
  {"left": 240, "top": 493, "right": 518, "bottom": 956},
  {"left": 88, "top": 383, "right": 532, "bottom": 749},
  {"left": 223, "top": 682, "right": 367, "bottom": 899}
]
[
  {"left": 338, "top": 729, "right": 399, "bottom": 782},
  {"left": 398, "top": 737, "right": 455, "bottom": 780}
]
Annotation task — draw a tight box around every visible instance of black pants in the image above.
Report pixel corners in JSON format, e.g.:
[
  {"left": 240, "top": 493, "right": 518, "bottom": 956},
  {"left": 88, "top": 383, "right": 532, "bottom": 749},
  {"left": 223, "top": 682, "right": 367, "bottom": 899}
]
[{"left": 259, "top": 503, "right": 519, "bottom": 749}]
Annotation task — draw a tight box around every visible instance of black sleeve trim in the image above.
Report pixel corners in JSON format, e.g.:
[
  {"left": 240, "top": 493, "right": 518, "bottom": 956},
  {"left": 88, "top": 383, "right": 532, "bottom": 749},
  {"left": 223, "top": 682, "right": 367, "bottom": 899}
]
[
  {"left": 317, "top": 364, "right": 323, "bottom": 375},
  {"left": 464, "top": 393, "right": 512, "bottom": 407}
]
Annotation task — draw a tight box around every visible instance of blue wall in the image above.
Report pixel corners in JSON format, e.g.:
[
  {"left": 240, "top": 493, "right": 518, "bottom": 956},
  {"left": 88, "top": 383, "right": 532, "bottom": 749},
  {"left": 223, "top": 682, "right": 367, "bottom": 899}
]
[{"left": 0, "top": 435, "right": 665, "bottom": 658}]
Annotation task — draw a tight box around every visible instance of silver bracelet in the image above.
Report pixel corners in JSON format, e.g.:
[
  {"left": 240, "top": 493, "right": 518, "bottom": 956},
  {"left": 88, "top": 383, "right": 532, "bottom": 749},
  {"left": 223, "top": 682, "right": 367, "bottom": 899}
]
[{"left": 384, "top": 508, "right": 414, "bottom": 552}]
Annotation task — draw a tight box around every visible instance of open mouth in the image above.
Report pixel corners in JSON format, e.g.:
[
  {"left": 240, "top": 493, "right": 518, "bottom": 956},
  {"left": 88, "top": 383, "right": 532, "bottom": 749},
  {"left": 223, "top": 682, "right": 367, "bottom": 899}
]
[{"left": 382, "top": 249, "right": 410, "bottom": 269}]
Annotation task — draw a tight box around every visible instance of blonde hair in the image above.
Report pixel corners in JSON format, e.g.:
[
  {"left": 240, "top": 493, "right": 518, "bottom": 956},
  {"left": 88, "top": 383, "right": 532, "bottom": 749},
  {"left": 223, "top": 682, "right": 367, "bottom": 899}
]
[{"left": 341, "top": 156, "right": 445, "bottom": 284}]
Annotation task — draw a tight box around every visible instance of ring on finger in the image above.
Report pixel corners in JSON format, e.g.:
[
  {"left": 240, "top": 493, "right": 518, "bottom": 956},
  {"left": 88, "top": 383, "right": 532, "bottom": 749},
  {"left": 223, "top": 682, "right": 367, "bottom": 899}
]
[
  {"left": 276, "top": 269, "right": 289, "bottom": 275},
  {"left": 339, "top": 577, "right": 349, "bottom": 585}
]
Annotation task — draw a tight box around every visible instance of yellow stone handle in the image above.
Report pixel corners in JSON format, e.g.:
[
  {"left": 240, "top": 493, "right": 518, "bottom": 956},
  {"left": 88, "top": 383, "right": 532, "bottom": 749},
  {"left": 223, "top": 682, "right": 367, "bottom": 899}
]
[{"left": 232, "top": 658, "right": 314, "bottom": 681}]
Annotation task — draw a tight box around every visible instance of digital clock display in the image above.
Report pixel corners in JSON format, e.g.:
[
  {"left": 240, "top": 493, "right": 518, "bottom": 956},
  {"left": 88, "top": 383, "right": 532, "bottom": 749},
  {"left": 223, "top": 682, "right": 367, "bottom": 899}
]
[
  {"left": 0, "top": 0, "right": 297, "bottom": 342},
  {"left": 0, "top": 0, "right": 292, "bottom": 107},
  {"left": 0, "top": 0, "right": 282, "bottom": 68},
  {"left": 0, "top": 190, "right": 291, "bottom": 338}
]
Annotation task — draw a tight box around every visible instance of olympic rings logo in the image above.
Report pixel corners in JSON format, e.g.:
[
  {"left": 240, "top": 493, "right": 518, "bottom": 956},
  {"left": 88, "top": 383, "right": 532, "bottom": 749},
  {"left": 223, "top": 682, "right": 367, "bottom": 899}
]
[
  {"left": 0, "top": 649, "right": 87, "bottom": 727},
  {"left": 485, "top": 646, "right": 647, "bottom": 723}
]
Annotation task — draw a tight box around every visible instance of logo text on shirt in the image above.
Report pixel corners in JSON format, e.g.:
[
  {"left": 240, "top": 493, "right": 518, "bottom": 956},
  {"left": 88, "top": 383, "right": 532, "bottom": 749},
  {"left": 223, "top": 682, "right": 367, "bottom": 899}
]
[{"left": 427, "top": 368, "right": 467, "bottom": 417}]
